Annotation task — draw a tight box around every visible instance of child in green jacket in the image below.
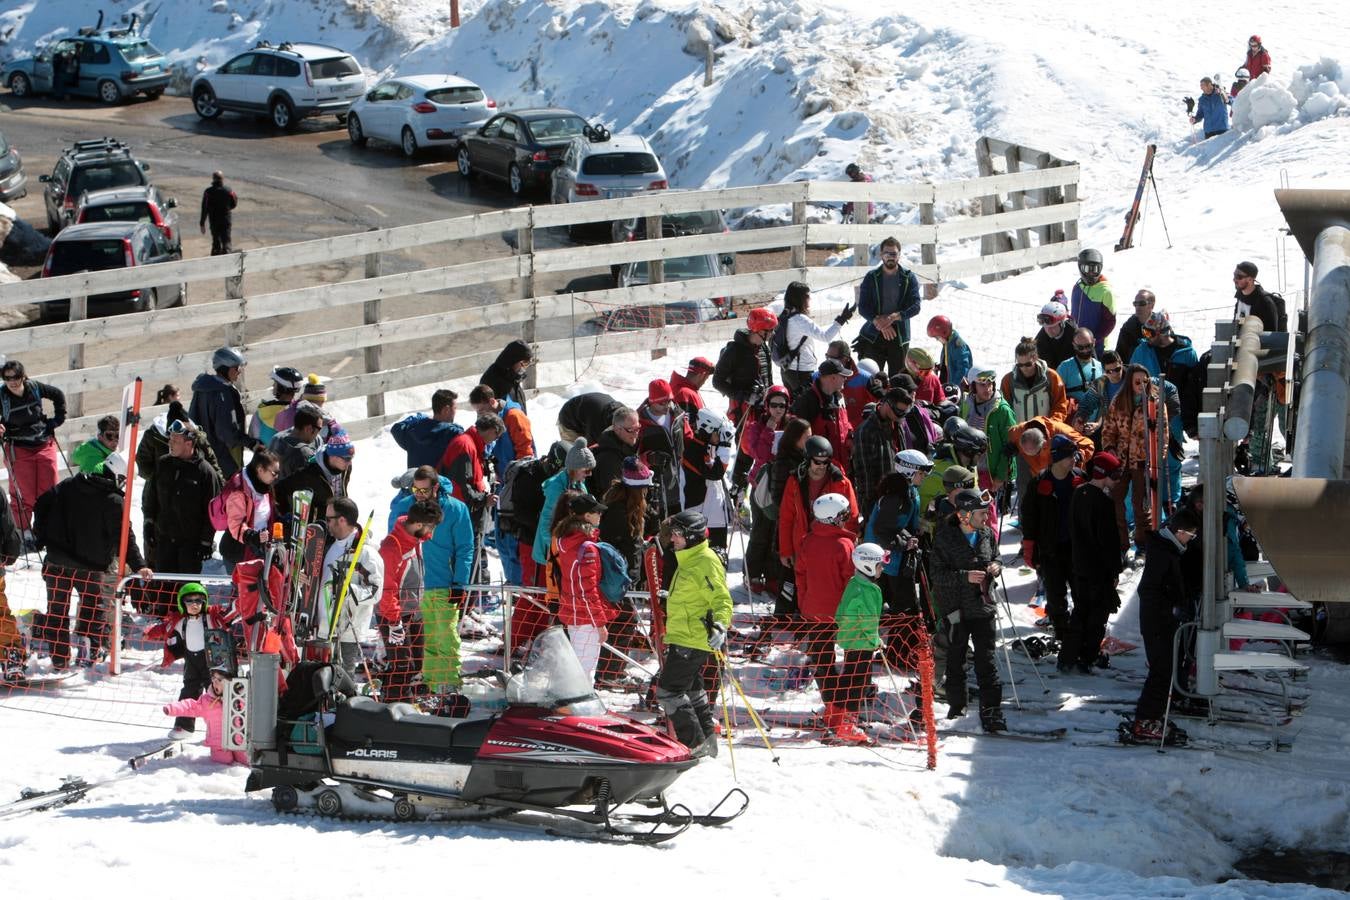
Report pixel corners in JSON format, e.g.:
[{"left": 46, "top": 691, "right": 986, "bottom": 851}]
[{"left": 831, "top": 542, "right": 889, "bottom": 744}]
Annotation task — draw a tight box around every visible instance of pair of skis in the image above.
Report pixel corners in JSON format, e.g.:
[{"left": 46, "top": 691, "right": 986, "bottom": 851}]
[
  {"left": 1141, "top": 378, "right": 1172, "bottom": 537},
  {"left": 0, "top": 741, "right": 183, "bottom": 819}
]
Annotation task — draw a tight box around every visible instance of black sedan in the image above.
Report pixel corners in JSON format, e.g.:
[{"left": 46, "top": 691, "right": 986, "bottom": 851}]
[{"left": 456, "top": 108, "right": 586, "bottom": 197}]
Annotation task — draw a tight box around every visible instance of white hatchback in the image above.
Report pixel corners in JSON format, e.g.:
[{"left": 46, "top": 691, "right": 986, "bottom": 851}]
[
  {"left": 550, "top": 129, "right": 668, "bottom": 205},
  {"left": 346, "top": 74, "right": 496, "bottom": 157}
]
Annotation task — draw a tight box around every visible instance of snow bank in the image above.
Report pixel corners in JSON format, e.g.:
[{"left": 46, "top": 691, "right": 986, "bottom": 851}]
[{"left": 1231, "top": 62, "right": 1350, "bottom": 132}]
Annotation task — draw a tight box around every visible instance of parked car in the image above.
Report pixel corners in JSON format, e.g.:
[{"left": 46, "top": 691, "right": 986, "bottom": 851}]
[
  {"left": 40, "top": 137, "right": 151, "bottom": 235},
  {"left": 609, "top": 203, "right": 731, "bottom": 280},
  {"left": 347, "top": 74, "right": 495, "bottom": 157},
  {"left": 75, "top": 185, "right": 180, "bottom": 253},
  {"left": 456, "top": 108, "right": 587, "bottom": 197},
  {"left": 603, "top": 252, "right": 734, "bottom": 330},
  {"left": 551, "top": 127, "right": 668, "bottom": 206},
  {"left": 191, "top": 41, "right": 367, "bottom": 130},
  {"left": 40, "top": 220, "right": 185, "bottom": 314},
  {"left": 2, "top": 15, "right": 170, "bottom": 104},
  {"left": 0, "top": 129, "right": 27, "bottom": 202}
]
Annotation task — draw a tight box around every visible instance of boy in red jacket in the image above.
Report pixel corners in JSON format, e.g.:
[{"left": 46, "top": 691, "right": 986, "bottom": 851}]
[
  {"left": 794, "top": 492, "right": 856, "bottom": 736},
  {"left": 377, "top": 500, "right": 442, "bottom": 702}
]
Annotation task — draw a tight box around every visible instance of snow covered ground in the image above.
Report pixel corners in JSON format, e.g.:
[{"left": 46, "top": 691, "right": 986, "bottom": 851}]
[{"left": 4, "top": 0, "right": 1350, "bottom": 895}]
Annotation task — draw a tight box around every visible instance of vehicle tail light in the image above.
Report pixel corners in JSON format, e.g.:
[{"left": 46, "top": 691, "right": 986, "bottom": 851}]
[
  {"left": 486, "top": 98, "right": 497, "bottom": 108},
  {"left": 120, "top": 70, "right": 136, "bottom": 82},
  {"left": 412, "top": 101, "right": 436, "bottom": 114},
  {"left": 648, "top": 179, "right": 668, "bottom": 190},
  {"left": 574, "top": 183, "right": 599, "bottom": 196},
  {"left": 531, "top": 150, "right": 549, "bottom": 162},
  {"left": 161, "top": 224, "right": 173, "bottom": 242},
  {"left": 123, "top": 238, "right": 135, "bottom": 268},
  {"left": 41, "top": 250, "right": 53, "bottom": 278},
  {"left": 63, "top": 195, "right": 75, "bottom": 209},
  {"left": 712, "top": 297, "right": 727, "bottom": 308},
  {"left": 303, "top": 62, "right": 314, "bottom": 87}
]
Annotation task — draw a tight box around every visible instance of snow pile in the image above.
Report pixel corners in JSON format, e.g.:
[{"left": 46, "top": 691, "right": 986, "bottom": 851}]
[
  {"left": 1231, "top": 62, "right": 1350, "bottom": 132},
  {"left": 1232, "top": 72, "right": 1300, "bottom": 131}
]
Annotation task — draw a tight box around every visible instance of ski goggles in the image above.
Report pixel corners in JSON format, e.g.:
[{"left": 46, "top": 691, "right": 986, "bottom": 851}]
[
  {"left": 974, "top": 370, "right": 998, "bottom": 384},
  {"left": 1036, "top": 314, "right": 1062, "bottom": 325},
  {"left": 166, "top": 419, "right": 194, "bottom": 436}
]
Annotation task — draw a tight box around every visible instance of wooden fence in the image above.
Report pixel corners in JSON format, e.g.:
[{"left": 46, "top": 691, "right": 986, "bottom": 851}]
[{"left": 0, "top": 167, "right": 1079, "bottom": 442}]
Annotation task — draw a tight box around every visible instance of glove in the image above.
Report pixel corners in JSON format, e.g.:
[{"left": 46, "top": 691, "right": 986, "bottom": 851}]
[
  {"left": 835, "top": 303, "right": 856, "bottom": 326},
  {"left": 1022, "top": 541, "right": 1036, "bottom": 569},
  {"left": 200, "top": 540, "right": 215, "bottom": 560},
  {"left": 382, "top": 620, "right": 406, "bottom": 646},
  {"left": 716, "top": 444, "right": 731, "bottom": 464},
  {"left": 244, "top": 611, "right": 267, "bottom": 626},
  {"left": 1183, "top": 96, "right": 1195, "bottom": 115},
  {"left": 243, "top": 529, "right": 263, "bottom": 552},
  {"left": 707, "top": 621, "right": 727, "bottom": 652}
]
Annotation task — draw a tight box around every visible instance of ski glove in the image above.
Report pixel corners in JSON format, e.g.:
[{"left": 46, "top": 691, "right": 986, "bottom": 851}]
[
  {"left": 835, "top": 303, "right": 857, "bottom": 326},
  {"left": 707, "top": 621, "right": 727, "bottom": 652},
  {"left": 383, "top": 621, "right": 406, "bottom": 646}
]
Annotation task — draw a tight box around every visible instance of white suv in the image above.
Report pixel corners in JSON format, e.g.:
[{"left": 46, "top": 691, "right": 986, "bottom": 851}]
[
  {"left": 192, "top": 41, "right": 367, "bottom": 130},
  {"left": 550, "top": 126, "right": 668, "bottom": 205}
]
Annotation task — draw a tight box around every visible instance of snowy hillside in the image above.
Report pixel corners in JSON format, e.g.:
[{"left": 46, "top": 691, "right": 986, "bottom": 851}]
[{"left": 4, "top": 1, "right": 1350, "bottom": 895}]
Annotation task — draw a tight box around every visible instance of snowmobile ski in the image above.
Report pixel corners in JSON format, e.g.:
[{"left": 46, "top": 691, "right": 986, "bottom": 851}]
[{"left": 0, "top": 741, "right": 182, "bottom": 818}]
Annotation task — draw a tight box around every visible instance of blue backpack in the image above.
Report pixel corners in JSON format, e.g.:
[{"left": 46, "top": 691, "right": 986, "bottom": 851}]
[{"left": 592, "top": 541, "right": 633, "bottom": 605}]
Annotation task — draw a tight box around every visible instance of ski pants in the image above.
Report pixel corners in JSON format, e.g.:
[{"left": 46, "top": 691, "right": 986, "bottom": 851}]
[
  {"left": 1134, "top": 590, "right": 1178, "bottom": 721},
  {"left": 945, "top": 614, "right": 1000, "bottom": 714},
  {"left": 0, "top": 575, "right": 23, "bottom": 658},
  {"left": 657, "top": 644, "right": 715, "bottom": 749},
  {"left": 420, "top": 589, "right": 462, "bottom": 690},
  {"left": 209, "top": 223, "right": 232, "bottom": 256},
  {"left": 1064, "top": 575, "right": 1117, "bottom": 669},
  {"left": 836, "top": 649, "right": 874, "bottom": 713},
  {"left": 176, "top": 651, "right": 209, "bottom": 733},
  {"left": 566, "top": 623, "right": 606, "bottom": 684},
  {"left": 745, "top": 504, "right": 778, "bottom": 584},
  {"left": 5, "top": 440, "right": 58, "bottom": 532},
  {"left": 856, "top": 336, "right": 908, "bottom": 380},
  {"left": 496, "top": 520, "right": 522, "bottom": 586},
  {"left": 37, "top": 566, "right": 108, "bottom": 669},
  {"left": 800, "top": 624, "right": 841, "bottom": 706},
  {"left": 1038, "top": 543, "right": 1074, "bottom": 638},
  {"left": 1110, "top": 464, "right": 1151, "bottom": 552}
]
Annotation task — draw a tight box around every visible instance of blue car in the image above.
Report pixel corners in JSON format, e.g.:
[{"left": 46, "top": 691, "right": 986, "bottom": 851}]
[{"left": 3, "top": 20, "right": 170, "bottom": 105}]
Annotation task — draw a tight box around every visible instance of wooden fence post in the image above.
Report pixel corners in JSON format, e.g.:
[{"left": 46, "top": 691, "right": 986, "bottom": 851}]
[
  {"left": 67, "top": 294, "right": 87, "bottom": 418},
  {"left": 852, "top": 201, "right": 870, "bottom": 275},
  {"left": 363, "top": 227, "right": 384, "bottom": 418},
  {"left": 1063, "top": 180, "right": 1079, "bottom": 243},
  {"left": 519, "top": 208, "right": 537, "bottom": 392},
  {"left": 919, "top": 202, "right": 938, "bottom": 300},
  {"left": 790, "top": 200, "right": 807, "bottom": 270},
  {"left": 646, "top": 214, "right": 665, "bottom": 350},
  {"left": 225, "top": 253, "right": 245, "bottom": 347}
]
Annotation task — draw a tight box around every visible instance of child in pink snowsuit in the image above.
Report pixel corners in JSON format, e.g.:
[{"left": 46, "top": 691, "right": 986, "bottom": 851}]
[{"left": 162, "top": 669, "right": 248, "bottom": 765}]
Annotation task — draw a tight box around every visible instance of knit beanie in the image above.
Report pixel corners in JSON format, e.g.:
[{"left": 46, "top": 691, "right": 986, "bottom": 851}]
[
  {"left": 565, "top": 437, "right": 596, "bottom": 471},
  {"left": 621, "top": 455, "right": 654, "bottom": 486},
  {"left": 1050, "top": 434, "right": 1077, "bottom": 462},
  {"left": 302, "top": 373, "right": 328, "bottom": 398},
  {"left": 324, "top": 426, "right": 355, "bottom": 460}
]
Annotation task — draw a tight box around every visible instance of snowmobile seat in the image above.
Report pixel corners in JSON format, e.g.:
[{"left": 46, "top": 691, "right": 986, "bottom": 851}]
[{"left": 331, "top": 696, "right": 491, "bottom": 752}]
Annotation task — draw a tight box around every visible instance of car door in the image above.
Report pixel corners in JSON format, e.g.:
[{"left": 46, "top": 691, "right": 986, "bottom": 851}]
[
  {"left": 43, "top": 157, "right": 71, "bottom": 228},
  {"left": 152, "top": 186, "right": 181, "bottom": 251},
  {"left": 31, "top": 45, "right": 59, "bottom": 93},
  {"left": 246, "top": 52, "right": 276, "bottom": 107},
  {"left": 470, "top": 116, "right": 504, "bottom": 174},
  {"left": 210, "top": 53, "right": 255, "bottom": 107},
  {"left": 76, "top": 40, "right": 111, "bottom": 96},
  {"left": 363, "top": 81, "right": 400, "bottom": 141},
  {"left": 492, "top": 116, "right": 523, "bottom": 179}
]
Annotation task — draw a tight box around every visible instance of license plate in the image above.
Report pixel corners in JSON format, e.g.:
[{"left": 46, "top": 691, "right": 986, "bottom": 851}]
[
  {"left": 605, "top": 189, "right": 634, "bottom": 199},
  {"left": 141, "top": 66, "right": 159, "bottom": 74}
]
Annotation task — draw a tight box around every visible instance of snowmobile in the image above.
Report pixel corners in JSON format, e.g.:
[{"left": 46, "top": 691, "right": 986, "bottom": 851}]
[{"left": 239, "top": 626, "right": 746, "bottom": 843}]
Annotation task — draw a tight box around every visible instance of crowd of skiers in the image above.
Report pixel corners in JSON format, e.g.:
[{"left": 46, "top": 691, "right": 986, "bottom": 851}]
[{"left": 0, "top": 235, "right": 1284, "bottom": 750}]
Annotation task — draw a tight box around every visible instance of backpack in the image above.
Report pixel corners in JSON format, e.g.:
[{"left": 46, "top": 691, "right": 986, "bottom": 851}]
[
  {"left": 770, "top": 309, "right": 807, "bottom": 368},
  {"left": 208, "top": 472, "right": 245, "bottom": 531},
  {"left": 1269, "top": 292, "right": 1288, "bottom": 333},
  {"left": 498, "top": 457, "right": 548, "bottom": 538},
  {"left": 593, "top": 540, "right": 633, "bottom": 605}
]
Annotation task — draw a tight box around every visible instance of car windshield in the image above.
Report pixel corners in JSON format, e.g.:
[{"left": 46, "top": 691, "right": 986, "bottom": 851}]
[
  {"left": 504, "top": 626, "right": 605, "bottom": 715},
  {"left": 581, "top": 152, "right": 659, "bottom": 176},
  {"left": 47, "top": 239, "right": 127, "bottom": 277},
  {"left": 630, "top": 255, "right": 717, "bottom": 282},
  {"left": 666, "top": 210, "right": 722, "bottom": 231},
  {"left": 425, "top": 85, "right": 484, "bottom": 104},
  {"left": 119, "top": 41, "right": 163, "bottom": 61},
  {"left": 526, "top": 115, "right": 586, "bottom": 142},
  {"left": 68, "top": 162, "right": 146, "bottom": 196},
  {"left": 82, "top": 202, "right": 153, "bottom": 225},
  {"left": 310, "top": 56, "right": 362, "bottom": 79}
]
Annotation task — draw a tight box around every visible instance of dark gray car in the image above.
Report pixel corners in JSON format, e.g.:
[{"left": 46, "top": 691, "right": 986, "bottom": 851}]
[{"left": 40, "top": 220, "right": 185, "bottom": 315}]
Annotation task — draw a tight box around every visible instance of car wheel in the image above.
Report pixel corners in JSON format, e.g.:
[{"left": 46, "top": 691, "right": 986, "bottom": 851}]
[
  {"left": 193, "top": 87, "right": 220, "bottom": 119},
  {"left": 456, "top": 145, "right": 474, "bottom": 179},
  {"left": 401, "top": 126, "right": 418, "bottom": 158},
  {"left": 508, "top": 164, "right": 525, "bottom": 196},
  {"left": 270, "top": 96, "right": 296, "bottom": 130},
  {"left": 133, "top": 288, "right": 157, "bottom": 314},
  {"left": 97, "top": 79, "right": 121, "bottom": 104},
  {"left": 174, "top": 283, "right": 187, "bottom": 308},
  {"left": 347, "top": 113, "right": 367, "bottom": 147},
  {"left": 8, "top": 72, "right": 31, "bottom": 98}
]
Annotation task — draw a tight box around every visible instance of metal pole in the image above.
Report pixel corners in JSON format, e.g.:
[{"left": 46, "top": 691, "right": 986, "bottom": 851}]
[
  {"left": 1223, "top": 315, "right": 1266, "bottom": 440},
  {"left": 1291, "top": 225, "right": 1350, "bottom": 479}
]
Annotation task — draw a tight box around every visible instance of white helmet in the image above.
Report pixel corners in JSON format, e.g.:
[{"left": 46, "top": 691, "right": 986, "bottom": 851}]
[
  {"left": 717, "top": 419, "right": 736, "bottom": 447},
  {"left": 852, "top": 542, "right": 890, "bottom": 578},
  {"left": 812, "top": 492, "right": 851, "bottom": 525},
  {"left": 894, "top": 448, "right": 933, "bottom": 476},
  {"left": 856, "top": 358, "right": 879, "bottom": 379},
  {"left": 1235, "top": 67, "right": 1250, "bottom": 80},
  {"left": 695, "top": 407, "right": 724, "bottom": 439},
  {"left": 103, "top": 450, "right": 128, "bottom": 479}
]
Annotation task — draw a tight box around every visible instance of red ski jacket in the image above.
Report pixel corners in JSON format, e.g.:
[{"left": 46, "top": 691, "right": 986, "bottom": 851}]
[
  {"left": 778, "top": 464, "right": 859, "bottom": 560},
  {"left": 378, "top": 518, "right": 431, "bottom": 623},
  {"left": 553, "top": 530, "right": 616, "bottom": 629},
  {"left": 794, "top": 522, "right": 857, "bottom": 622},
  {"left": 145, "top": 606, "right": 237, "bottom": 668}
]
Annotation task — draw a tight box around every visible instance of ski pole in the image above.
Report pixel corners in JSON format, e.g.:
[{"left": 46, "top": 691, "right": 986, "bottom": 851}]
[
  {"left": 714, "top": 648, "right": 779, "bottom": 764},
  {"left": 996, "top": 571, "right": 1051, "bottom": 695},
  {"left": 1, "top": 439, "right": 42, "bottom": 565},
  {"left": 328, "top": 512, "right": 375, "bottom": 654},
  {"left": 717, "top": 653, "right": 738, "bottom": 779},
  {"left": 52, "top": 433, "right": 75, "bottom": 479},
  {"left": 878, "top": 652, "right": 921, "bottom": 743},
  {"left": 995, "top": 599, "right": 1023, "bottom": 710}
]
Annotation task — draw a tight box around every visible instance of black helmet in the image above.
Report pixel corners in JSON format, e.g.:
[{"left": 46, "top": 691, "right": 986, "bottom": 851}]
[
  {"left": 665, "top": 509, "right": 708, "bottom": 545},
  {"left": 953, "top": 488, "right": 992, "bottom": 512},
  {"left": 804, "top": 435, "right": 833, "bottom": 460},
  {"left": 942, "top": 415, "right": 968, "bottom": 440},
  {"left": 1077, "top": 248, "right": 1103, "bottom": 281},
  {"left": 952, "top": 424, "right": 989, "bottom": 455},
  {"left": 545, "top": 440, "right": 570, "bottom": 474},
  {"left": 845, "top": 163, "right": 861, "bottom": 177}
]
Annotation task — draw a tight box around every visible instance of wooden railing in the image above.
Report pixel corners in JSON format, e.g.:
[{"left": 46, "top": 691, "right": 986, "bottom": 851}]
[{"left": 0, "top": 167, "right": 1079, "bottom": 442}]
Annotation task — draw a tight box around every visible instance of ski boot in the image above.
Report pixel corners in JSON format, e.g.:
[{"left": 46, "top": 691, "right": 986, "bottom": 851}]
[
  {"left": 979, "top": 707, "right": 1008, "bottom": 734},
  {"left": 1119, "top": 718, "right": 1188, "bottom": 747},
  {"left": 833, "top": 710, "right": 872, "bottom": 745},
  {"left": 945, "top": 704, "right": 966, "bottom": 721},
  {"left": 2, "top": 647, "right": 26, "bottom": 683}
]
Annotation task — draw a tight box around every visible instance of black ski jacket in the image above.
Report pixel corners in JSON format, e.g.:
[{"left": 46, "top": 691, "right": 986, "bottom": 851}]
[
  {"left": 0, "top": 379, "right": 66, "bottom": 448},
  {"left": 558, "top": 392, "right": 626, "bottom": 445},
  {"left": 929, "top": 515, "right": 997, "bottom": 622},
  {"left": 712, "top": 328, "right": 772, "bottom": 404},
  {"left": 479, "top": 339, "right": 533, "bottom": 413},
  {"left": 34, "top": 471, "right": 144, "bottom": 572},
  {"left": 586, "top": 427, "right": 639, "bottom": 498},
  {"left": 145, "top": 451, "right": 222, "bottom": 551},
  {"left": 1070, "top": 482, "right": 1123, "bottom": 579}
]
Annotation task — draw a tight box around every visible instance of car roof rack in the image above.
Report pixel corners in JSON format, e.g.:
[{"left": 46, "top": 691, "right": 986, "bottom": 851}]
[
  {"left": 582, "top": 123, "right": 612, "bottom": 144},
  {"left": 105, "top": 13, "right": 140, "bottom": 38},
  {"left": 66, "top": 137, "right": 133, "bottom": 158},
  {"left": 78, "top": 11, "right": 104, "bottom": 37},
  {"left": 254, "top": 40, "right": 273, "bottom": 49}
]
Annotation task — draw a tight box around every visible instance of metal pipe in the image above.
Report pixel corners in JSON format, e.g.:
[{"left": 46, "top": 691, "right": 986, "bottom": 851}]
[
  {"left": 1223, "top": 315, "right": 1266, "bottom": 440},
  {"left": 1292, "top": 225, "right": 1350, "bottom": 479}
]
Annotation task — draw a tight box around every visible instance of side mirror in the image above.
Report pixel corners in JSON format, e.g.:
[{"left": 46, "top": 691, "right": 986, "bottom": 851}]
[
  {"left": 366, "top": 90, "right": 376, "bottom": 101},
  {"left": 164, "top": 198, "right": 177, "bottom": 209},
  {"left": 139, "top": 162, "right": 150, "bottom": 171}
]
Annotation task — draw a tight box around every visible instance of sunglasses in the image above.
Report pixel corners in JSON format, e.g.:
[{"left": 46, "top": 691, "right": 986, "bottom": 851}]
[
  {"left": 1141, "top": 328, "right": 1161, "bottom": 339},
  {"left": 880, "top": 251, "right": 900, "bottom": 260},
  {"left": 1017, "top": 361, "right": 1037, "bottom": 369},
  {"left": 411, "top": 485, "right": 435, "bottom": 496},
  {"left": 1232, "top": 273, "right": 1252, "bottom": 281},
  {"left": 2, "top": 376, "right": 21, "bottom": 384},
  {"left": 617, "top": 425, "right": 641, "bottom": 433},
  {"left": 1072, "top": 343, "right": 1094, "bottom": 351},
  {"left": 767, "top": 401, "right": 788, "bottom": 409},
  {"left": 1132, "top": 300, "right": 1151, "bottom": 307},
  {"left": 1105, "top": 366, "right": 1123, "bottom": 375},
  {"left": 810, "top": 456, "right": 831, "bottom": 464}
]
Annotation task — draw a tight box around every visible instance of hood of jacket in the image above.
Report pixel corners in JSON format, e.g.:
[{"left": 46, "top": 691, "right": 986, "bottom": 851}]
[
  {"left": 394, "top": 414, "right": 463, "bottom": 449},
  {"left": 494, "top": 339, "right": 534, "bottom": 369},
  {"left": 189, "top": 372, "right": 236, "bottom": 397}
]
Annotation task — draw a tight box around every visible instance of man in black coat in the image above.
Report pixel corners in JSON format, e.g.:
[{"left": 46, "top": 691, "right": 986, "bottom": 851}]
[
  {"left": 1062, "top": 452, "right": 1126, "bottom": 673},
  {"left": 275, "top": 434, "right": 354, "bottom": 534},
  {"left": 557, "top": 391, "right": 627, "bottom": 445},
  {"left": 33, "top": 453, "right": 152, "bottom": 669},
  {"left": 586, "top": 406, "right": 639, "bottom": 497},
  {"left": 200, "top": 171, "right": 238, "bottom": 256},
  {"left": 1114, "top": 289, "right": 1155, "bottom": 366},
  {"left": 479, "top": 339, "right": 534, "bottom": 413},
  {"left": 712, "top": 313, "right": 775, "bottom": 421},
  {"left": 1232, "top": 261, "right": 1280, "bottom": 332},
  {"left": 1020, "top": 435, "right": 1083, "bottom": 645},
  {"left": 144, "top": 421, "right": 222, "bottom": 573}
]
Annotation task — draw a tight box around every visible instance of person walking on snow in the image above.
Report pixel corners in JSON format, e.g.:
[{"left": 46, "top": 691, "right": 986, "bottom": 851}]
[
  {"left": 1189, "top": 77, "right": 1230, "bottom": 139},
  {"left": 1062, "top": 452, "right": 1127, "bottom": 675},
  {"left": 200, "top": 170, "right": 238, "bottom": 256},
  {"left": 1241, "top": 35, "right": 1272, "bottom": 80},
  {"left": 1069, "top": 249, "right": 1115, "bottom": 356}
]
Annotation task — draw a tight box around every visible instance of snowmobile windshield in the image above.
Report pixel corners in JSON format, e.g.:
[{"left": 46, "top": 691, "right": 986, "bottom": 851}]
[{"left": 506, "top": 626, "right": 605, "bottom": 716}]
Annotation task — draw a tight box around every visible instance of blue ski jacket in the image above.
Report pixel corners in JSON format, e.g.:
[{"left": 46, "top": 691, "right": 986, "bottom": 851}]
[{"left": 388, "top": 475, "right": 474, "bottom": 589}]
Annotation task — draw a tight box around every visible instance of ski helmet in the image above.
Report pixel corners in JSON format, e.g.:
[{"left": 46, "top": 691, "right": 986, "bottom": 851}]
[
  {"left": 812, "top": 492, "right": 852, "bottom": 525},
  {"left": 851, "top": 542, "right": 890, "bottom": 578},
  {"left": 208, "top": 661, "right": 236, "bottom": 680},
  {"left": 664, "top": 509, "right": 708, "bottom": 545},
  {"left": 804, "top": 435, "right": 834, "bottom": 461},
  {"left": 952, "top": 424, "right": 989, "bottom": 456},
  {"left": 1143, "top": 309, "right": 1172, "bottom": 337},
  {"left": 1235, "top": 67, "right": 1250, "bottom": 80},
  {"left": 177, "top": 582, "right": 209, "bottom": 613},
  {"left": 747, "top": 306, "right": 778, "bottom": 333},
  {"left": 695, "top": 407, "right": 725, "bottom": 439},
  {"left": 211, "top": 346, "right": 246, "bottom": 372},
  {"left": 1077, "top": 248, "right": 1103, "bottom": 282},
  {"left": 926, "top": 315, "right": 953, "bottom": 340},
  {"left": 1039, "top": 298, "right": 1069, "bottom": 325},
  {"left": 942, "top": 415, "right": 968, "bottom": 441},
  {"left": 953, "top": 487, "right": 992, "bottom": 513},
  {"left": 856, "top": 358, "right": 879, "bottom": 380},
  {"left": 894, "top": 448, "right": 933, "bottom": 477},
  {"left": 270, "top": 365, "right": 303, "bottom": 391},
  {"left": 103, "top": 450, "right": 128, "bottom": 480}
]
